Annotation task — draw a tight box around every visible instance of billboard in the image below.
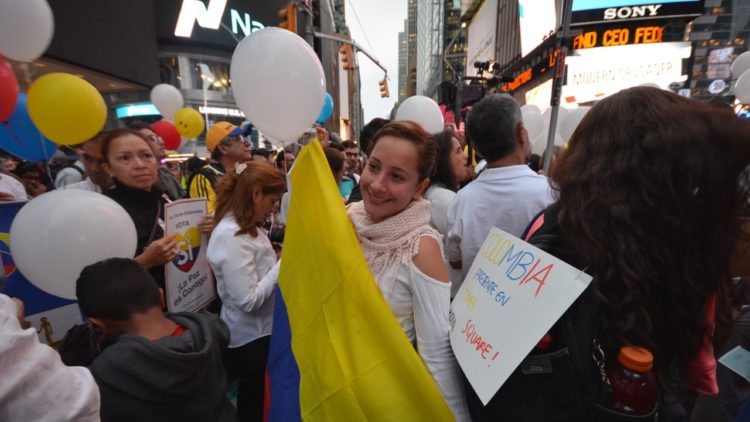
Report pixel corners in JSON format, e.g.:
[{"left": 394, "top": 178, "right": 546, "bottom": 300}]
[
  {"left": 572, "top": 0, "right": 704, "bottom": 25},
  {"left": 465, "top": 0, "right": 498, "bottom": 76},
  {"left": 519, "top": 0, "right": 559, "bottom": 57},
  {"left": 562, "top": 41, "right": 691, "bottom": 104}
]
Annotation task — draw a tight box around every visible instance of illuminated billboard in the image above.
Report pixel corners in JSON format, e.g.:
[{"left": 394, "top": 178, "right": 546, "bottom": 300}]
[
  {"left": 571, "top": 0, "right": 704, "bottom": 24},
  {"left": 519, "top": 0, "right": 558, "bottom": 57}
]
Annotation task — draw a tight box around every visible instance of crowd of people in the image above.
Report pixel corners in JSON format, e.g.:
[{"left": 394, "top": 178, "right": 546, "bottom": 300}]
[{"left": 3, "top": 86, "right": 750, "bottom": 421}]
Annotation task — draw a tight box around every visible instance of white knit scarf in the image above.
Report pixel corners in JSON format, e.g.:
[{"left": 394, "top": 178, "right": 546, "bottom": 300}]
[{"left": 347, "top": 199, "right": 440, "bottom": 295}]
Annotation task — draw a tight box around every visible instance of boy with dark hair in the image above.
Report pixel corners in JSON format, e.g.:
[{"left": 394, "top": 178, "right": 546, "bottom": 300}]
[{"left": 77, "top": 258, "right": 237, "bottom": 422}]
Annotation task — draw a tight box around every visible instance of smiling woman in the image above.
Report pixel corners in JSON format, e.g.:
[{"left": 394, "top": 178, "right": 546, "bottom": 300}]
[
  {"left": 100, "top": 128, "right": 177, "bottom": 292},
  {"left": 347, "top": 121, "right": 470, "bottom": 421}
]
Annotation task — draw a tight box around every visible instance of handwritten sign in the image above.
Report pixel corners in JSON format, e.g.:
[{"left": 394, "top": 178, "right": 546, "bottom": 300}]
[
  {"left": 165, "top": 198, "right": 216, "bottom": 313},
  {"left": 450, "top": 227, "right": 592, "bottom": 404}
]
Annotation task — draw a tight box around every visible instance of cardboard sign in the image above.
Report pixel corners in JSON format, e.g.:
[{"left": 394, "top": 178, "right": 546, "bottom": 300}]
[
  {"left": 450, "top": 228, "right": 592, "bottom": 404},
  {"left": 165, "top": 198, "right": 216, "bottom": 312}
]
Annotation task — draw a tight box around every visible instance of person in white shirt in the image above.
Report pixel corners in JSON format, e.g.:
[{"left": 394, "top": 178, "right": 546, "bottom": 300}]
[
  {"left": 0, "top": 294, "right": 100, "bottom": 421},
  {"left": 65, "top": 136, "right": 113, "bottom": 193},
  {"left": 424, "top": 131, "right": 468, "bottom": 297},
  {"left": 347, "top": 121, "right": 470, "bottom": 421},
  {"left": 207, "top": 161, "right": 285, "bottom": 422},
  {"left": 0, "top": 172, "right": 28, "bottom": 201},
  {"left": 446, "top": 94, "right": 554, "bottom": 284},
  {"left": 54, "top": 154, "right": 86, "bottom": 188}
]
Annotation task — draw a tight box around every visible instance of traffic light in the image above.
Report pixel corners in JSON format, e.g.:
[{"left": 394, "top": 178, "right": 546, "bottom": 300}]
[
  {"left": 340, "top": 44, "right": 354, "bottom": 70},
  {"left": 379, "top": 78, "right": 389, "bottom": 98},
  {"left": 278, "top": 3, "right": 297, "bottom": 33}
]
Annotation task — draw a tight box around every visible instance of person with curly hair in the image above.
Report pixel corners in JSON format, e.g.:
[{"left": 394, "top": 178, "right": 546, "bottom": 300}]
[{"left": 469, "top": 87, "right": 750, "bottom": 421}]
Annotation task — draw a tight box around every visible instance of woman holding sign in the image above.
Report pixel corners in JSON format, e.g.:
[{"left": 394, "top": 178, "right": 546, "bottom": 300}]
[
  {"left": 475, "top": 87, "right": 750, "bottom": 421},
  {"left": 100, "top": 128, "right": 178, "bottom": 292},
  {"left": 347, "top": 121, "right": 470, "bottom": 421},
  {"left": 207, "top": 161, "right": 285, "bottom": 422}
]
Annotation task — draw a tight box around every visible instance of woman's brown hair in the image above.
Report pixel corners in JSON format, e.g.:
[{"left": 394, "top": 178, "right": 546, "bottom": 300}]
[
  {"left": 367, "top": 120, "right": 437, "bottom": 181},
  {"left": 99, "top": 128, "right": 152, "bottom": 164},
  {"left": 552, "top": 86, "right": 750, "bottom": 382},
  {"left": 214, "top": 161, "right": 285, "bottom": 236}
]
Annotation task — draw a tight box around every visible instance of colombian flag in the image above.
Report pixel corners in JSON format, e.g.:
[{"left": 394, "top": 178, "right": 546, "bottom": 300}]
[{"left": 266, "top": 140, "right": 453, "bottom": 421}]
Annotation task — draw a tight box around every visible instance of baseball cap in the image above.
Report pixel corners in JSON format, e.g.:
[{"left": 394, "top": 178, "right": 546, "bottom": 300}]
[{"left": 206, "top": 121, "right": 253, "bottom": 152}]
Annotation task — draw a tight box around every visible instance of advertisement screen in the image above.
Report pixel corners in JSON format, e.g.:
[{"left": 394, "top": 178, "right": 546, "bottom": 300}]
[
  {"left": 466, "top": 0, "right": 499, "bottom": 76},
  {"left": 573, "top": 0, "right": 700, "bottom": 11},
  {"left": 518, "top": 0, "right": 558, "bottom": 57},
  {"left": 571, "top": 0, "right": 703, "bottom": 24}
]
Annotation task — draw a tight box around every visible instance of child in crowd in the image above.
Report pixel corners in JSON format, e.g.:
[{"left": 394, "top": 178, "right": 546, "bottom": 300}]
[{"left": 76, "top": 258, "right": 237, "bottom": 422}]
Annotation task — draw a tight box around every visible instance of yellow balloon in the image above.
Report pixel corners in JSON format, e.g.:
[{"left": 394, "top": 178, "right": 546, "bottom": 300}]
[
  {"left": 27, "top": 73, "right": 107, "bottom": 146},
  {"left": 174, "top": 107, "right": 205, "bottom": 138}
]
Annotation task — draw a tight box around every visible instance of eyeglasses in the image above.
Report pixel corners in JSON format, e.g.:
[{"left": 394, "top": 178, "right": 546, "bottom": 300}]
[{"left": 147, "top": 134, "right": 164, "bottom": 145}]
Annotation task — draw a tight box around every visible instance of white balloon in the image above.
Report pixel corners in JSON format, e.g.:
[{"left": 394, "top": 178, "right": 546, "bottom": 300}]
[
  {"left": 231, "top": 27, "right": 326, "bottom": 143},
  {"left": 521, "top": 104, "right": 541, "bottom": 115},
  {"left": 150, "top": 84, "right": 184, "bottom": 120},
  {"left": 395, "top": 95, "right": 444, "bottom": 134},
  {"left": 532, "top": 130, "right": 564, "bottom": 155},
  {"left": 733, "top": 52, "right": 750, "bottom": 80},
  {"left": 542, "top": 106, "right": 569, "bottom": 128},
  {"left": 736, "top": 69, "right": 750, "bottom": 104},
  {"left": 559, "top": 107, "right": 590, "bottom": 141},
  {"left": 9, "top": 190, "right": 137, "bottom": 300},
  {"left": 522, "top": 109, "right": 544, "bottom": 139},
  {"left": 0, "top": 0, "right": 54, "bottom": 62}
]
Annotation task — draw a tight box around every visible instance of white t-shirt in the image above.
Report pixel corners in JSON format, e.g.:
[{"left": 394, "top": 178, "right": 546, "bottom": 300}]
[
  {"left": 446, "top": 165, "right": 555, "bottom": 283},
  {"left": 54, "top": 160, "right": 85, "bottom": 188},
  {"left": 0, "top": 174, "right": 27, "bottom": 201},
  {"left": 207, "top": 215, "right": 279, "bottom": 348},
  {"left": 65, "top": 178, "right": 103, "bottom": 193}
]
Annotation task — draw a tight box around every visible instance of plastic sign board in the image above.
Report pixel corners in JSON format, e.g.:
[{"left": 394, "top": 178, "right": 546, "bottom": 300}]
[
  {"left": 174, "top": 0, "right": 265, "bottom": 38},
  {"left": 450, "top": 227, "right": 592, "bottom": 404},
  {"left": 571, "top": 0, "right": 704, "bottom": 25},
  {"left": 165, "top": 198, "right": 216, "bottom": 312}
]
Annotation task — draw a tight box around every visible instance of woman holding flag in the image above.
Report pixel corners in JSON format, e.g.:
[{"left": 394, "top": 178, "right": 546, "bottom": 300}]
[{"left": 347, "top": 121, "right": 470, "bottom": 420}]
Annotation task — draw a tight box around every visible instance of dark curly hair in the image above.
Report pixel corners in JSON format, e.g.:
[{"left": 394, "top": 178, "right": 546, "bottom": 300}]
[
  {"left": 552, "top": 87, "right": 750, "bottom": 381},
  {"left": 430, "top": 131, "right": 459, "bottom": 192}
]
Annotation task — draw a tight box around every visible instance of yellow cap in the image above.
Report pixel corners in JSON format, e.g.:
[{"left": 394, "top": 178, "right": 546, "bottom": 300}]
[{"left": 205, "top": 121, "right": 251, "bottom": 152}]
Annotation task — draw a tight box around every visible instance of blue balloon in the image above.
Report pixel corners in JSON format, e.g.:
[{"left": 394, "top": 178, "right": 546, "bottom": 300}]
[
  {"left": 0, "top": 93, "right": 57, "bottom": 161},
  {"left": 316, "top": 93, "right": 334, "bottom": 124}
]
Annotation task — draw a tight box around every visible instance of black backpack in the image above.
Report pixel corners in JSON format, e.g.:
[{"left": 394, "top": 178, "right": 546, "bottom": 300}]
[{"left": 464, "top": 205, "right": 687, "bottom": 422}]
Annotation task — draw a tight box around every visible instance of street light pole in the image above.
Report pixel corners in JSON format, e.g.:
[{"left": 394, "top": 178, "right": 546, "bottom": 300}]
[{"left": 543, "top": 0, "right": 574, "bottom": 172}]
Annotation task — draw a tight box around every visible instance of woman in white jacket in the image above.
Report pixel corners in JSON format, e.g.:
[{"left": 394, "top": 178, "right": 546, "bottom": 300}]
[{"left": 207, "top": 161, "right": 285, "bottom": 422}]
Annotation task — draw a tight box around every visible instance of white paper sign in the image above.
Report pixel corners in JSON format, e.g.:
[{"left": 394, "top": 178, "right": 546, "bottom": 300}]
[
  {"left": 165, "top": 198, "right": 216, "bottom": 313},
  {"left": 719, "top": 346, "right": 750, "bottom": 382},
  {"left": 450, "top": 227, "right": 592, "bottom": 404}
]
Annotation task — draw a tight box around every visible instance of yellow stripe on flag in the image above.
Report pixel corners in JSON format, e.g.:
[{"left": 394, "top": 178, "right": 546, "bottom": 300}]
[{"left": 280, "top": 139, "right": 454, "bottom": 421}]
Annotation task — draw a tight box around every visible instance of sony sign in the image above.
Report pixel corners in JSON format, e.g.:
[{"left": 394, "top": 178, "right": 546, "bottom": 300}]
[
  {"left": 604, "top": 4, "right": 663, "bottom": 20},
  {"left": 174, "top": 0, "right": 265, "bottom": 38}
]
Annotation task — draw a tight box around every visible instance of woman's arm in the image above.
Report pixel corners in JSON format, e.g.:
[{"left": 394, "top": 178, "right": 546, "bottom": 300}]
[{"left": 411, "top": 235, "right": 470, "bottom": 421}]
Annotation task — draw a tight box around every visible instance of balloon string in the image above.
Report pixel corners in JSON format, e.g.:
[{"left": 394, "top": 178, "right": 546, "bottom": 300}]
[
  {"left": 21, "top": 62, "right": 53, "bottom": 169},
  {"left": 2, "top": 122, "right": 30, "bottom": 149}
]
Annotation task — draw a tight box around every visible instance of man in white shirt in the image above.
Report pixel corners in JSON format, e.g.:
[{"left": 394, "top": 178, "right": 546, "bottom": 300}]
[
  {"left": 53, "top": 150, "right": 85, "bottom": 189},
  {"left": 446, "top": 94, "right": 554, "bottom": 283},
  {"left": 65, "top": 136, "right": 113, "bottom": 193}
]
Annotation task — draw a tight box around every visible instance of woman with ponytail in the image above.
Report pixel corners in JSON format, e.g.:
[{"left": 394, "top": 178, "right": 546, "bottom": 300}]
[{"left": 206, "top": 161, "right": 286, "bottom": 422}]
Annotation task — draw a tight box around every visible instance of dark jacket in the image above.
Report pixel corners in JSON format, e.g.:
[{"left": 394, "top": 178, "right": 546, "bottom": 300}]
[
  {"left": 90, "top": 312, "right": 237, "bottom": 422},
  {"left": 104, "top": 179, "right": 167, "bottom": 289}
]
